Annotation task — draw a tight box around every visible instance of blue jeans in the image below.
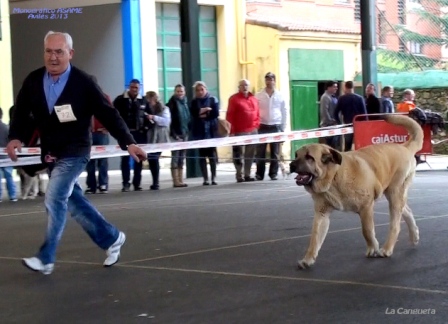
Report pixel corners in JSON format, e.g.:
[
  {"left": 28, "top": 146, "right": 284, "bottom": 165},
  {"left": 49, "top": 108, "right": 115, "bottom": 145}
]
[
  {"left": 0, "top": 166, "right": 17, "bottom": 200},
  {"left": 86, "top": 132, "right": 109, "bottom": 190},
  {"left": 37, "top": 156, "right": 119, "bottom": 264},
  {"left": 121, "top": 131, "right": 145, "bottom": 187}
]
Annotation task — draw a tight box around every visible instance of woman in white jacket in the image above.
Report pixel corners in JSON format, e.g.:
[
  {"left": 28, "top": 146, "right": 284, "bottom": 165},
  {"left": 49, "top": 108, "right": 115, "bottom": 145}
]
[{"left": 145, "top": 91, "right": 171, "bottom": 190}]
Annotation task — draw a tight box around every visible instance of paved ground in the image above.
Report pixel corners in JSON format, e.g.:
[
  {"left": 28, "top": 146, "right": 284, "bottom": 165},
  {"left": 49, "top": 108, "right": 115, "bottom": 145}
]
[{"left": 0, "top": 165, "right": 448, "bottom": 323}]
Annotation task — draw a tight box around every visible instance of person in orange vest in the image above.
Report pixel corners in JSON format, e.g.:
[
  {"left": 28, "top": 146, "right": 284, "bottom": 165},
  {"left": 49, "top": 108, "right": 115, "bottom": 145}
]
[
  {"left": 396, "top": 89, "right": 416, "bottom": 113},
  {"left": 396, "top": 88, "right": 425, "bottom": 165}
]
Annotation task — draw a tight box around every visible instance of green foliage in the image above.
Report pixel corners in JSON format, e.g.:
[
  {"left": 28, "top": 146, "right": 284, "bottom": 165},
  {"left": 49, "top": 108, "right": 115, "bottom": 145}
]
[
  {"left": 377, "top": 0, "right": 447, "bottom": 72},
  {"left": 431, "top": 0, "right": 448, "bottom": 6},
  {"left": 395, "top": 25, "right": 444, "bottom": 45},
  {"left": 377, "top": 49, "right": 438, "bottom": 73}
]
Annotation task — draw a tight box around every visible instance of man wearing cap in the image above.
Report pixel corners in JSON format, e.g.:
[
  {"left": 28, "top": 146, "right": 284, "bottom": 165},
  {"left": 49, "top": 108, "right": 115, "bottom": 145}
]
[
  {"left": 113, "top": 79, "right": 150, "bottom": 192},
  {"left": 255, "top": 72, "right": 287, "bottom": 180}
]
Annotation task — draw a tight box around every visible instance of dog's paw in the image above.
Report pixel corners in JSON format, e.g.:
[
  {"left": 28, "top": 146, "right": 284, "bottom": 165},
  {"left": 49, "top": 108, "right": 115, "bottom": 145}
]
[
  {"left": 297, "top": 258, "right": 314, "bottom": 270},
  {"left": 378, "top": 248, "right": 393, "bottom": 258},
  {"left": 410, "top": 227, "right": 420, "bottom": 246},
  {"left": 365, "top": 247, "right": 381, "bottom": 258}
]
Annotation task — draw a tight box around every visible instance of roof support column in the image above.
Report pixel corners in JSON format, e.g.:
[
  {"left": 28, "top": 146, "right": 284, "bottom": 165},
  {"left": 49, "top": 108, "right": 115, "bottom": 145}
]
[{"left": 360, "top": 0, "right": 378, "bottom": 91}]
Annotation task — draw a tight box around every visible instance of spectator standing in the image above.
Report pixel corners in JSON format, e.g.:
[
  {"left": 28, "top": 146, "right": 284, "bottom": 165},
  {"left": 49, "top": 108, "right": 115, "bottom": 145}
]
[
  {"left": 0, "top": 107, "right": 17, "bottom": 203},
  {"left": 255, "top": 72, "right": 287, "bottom": 181},
  {"left": 397, "top": 89, "right": 416, "bottom": 113},
  {"left": 333, "top": 81, "right": 367, "bottom": 152},
  {"left": 190, "top": 81, "right": 220, "bottom": 186},
  {"left": 145, "top": 91, "right": 171, "bottom": 190},
  {"left": 395, "top": 88, "right": 422, "bottom": 165},
  {"left": 226, "top": 79, "right": 260, "bottom": 182},
  {"left": 166, "top": 84, "right": 190, "bottom": 188},
  {"left": 85, "top": 82, "right": 112, "bottom": 194},
  {"left": 319, "top": 81, "right": 339, "bottom": 148},
  {"left": 365, "top": 83, "right": 381, "bottom": 115},
  {"left": 380, "top": 86, "right": 395, "bottom": 114},
  {"left": 113, "top": 79, "right": 149, "bottom": 192}
]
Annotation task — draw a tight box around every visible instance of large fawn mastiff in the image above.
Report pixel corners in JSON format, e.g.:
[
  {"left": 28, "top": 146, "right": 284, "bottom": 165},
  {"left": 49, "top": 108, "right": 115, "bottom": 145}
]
[{"left": 290, "top": 114, "right": 424, "bottom": 269}]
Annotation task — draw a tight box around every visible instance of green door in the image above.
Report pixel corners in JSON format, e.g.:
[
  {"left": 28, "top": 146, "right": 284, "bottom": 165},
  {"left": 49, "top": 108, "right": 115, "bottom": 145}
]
[{"left": 290, "top": 81, "right": 319, "bottom": 159}]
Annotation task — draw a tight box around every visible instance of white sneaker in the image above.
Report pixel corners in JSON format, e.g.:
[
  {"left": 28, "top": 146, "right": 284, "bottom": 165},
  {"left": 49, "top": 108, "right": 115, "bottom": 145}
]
[
  {"left": 22, "top": 257, "right": 54, "bottom": 275},
  {"left": 103, "top": 232, "right": 126, "bottom": 267}
]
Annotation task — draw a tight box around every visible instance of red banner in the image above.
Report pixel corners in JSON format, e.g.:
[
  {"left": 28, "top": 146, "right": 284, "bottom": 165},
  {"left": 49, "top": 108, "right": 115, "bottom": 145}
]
[{"left": 353, "top": 119, "right": 432, "bottom": 154}]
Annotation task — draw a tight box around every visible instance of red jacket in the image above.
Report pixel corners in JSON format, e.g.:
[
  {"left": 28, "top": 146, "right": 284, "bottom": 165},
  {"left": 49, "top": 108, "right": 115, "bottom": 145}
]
[
  {"left": 92, "top": 94, "right": 112, "bottom": 133},
  {"left": 226, "top": 92, "right": 260, "bottom": 134}
]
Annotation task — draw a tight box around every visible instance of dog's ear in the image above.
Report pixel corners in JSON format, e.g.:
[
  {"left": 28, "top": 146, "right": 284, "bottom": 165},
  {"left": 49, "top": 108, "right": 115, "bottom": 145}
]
[{"left": 321, "top": 149, "right": 342, "bottom": 165}]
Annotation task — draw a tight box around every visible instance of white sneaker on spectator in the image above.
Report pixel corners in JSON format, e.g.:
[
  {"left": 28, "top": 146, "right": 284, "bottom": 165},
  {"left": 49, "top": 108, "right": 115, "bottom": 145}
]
[
  {"left": 103, "top": 232, "right": 126, "bottom": 267},
  {"left": 22, "top": 257, "right": 54, "bottom": 275}
]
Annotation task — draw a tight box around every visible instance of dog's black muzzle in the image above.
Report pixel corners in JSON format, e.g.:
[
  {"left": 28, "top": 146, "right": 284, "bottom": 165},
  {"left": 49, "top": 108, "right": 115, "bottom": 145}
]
[{"left": 289, "top": 161, "right": 297, "bottom": 174}]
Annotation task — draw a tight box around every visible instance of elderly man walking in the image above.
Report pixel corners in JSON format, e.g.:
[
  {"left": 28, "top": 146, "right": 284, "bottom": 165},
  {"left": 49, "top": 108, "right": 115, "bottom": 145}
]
[{"left": 7, "top": 31, "right": 147, "bottom": 275}]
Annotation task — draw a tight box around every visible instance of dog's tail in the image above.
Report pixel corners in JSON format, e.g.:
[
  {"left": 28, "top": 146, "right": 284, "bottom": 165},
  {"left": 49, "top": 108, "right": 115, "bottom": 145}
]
[{"left": 384, "top": 114, "right": 424, "bottom": 154}]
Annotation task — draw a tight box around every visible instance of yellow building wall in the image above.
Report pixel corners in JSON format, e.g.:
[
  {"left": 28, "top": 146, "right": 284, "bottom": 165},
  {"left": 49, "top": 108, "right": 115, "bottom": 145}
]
[
  {"left": 0, "top": 0, "right": 14, "bottom": 123},
  {"left": 245, "top": 24, "right": 361, "bottom": 158},
  {"left": 245, "top": 24, "right": 280, "bottom": 93}
]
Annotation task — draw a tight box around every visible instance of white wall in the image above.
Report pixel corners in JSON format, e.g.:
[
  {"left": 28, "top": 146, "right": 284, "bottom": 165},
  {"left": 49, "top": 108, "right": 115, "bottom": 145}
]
[
  {"left": 9, "top": 3, "right": 125, "bottom": 170},
  {"left": 0, "top": 0, "right": 14, "bottom": 121},
  {"left": 10, "top": 3, "right": 124, "bottom": 100}
]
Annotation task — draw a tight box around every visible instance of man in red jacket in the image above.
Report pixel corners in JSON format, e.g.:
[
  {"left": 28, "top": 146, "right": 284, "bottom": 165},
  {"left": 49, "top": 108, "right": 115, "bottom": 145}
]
[{"left": 226, "top": 79, "right": 260, "bottom": 182}]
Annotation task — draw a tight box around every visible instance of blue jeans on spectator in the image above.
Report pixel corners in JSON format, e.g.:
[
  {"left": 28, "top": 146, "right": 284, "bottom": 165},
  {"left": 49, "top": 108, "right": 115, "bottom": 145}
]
[
  {"left": 0, "top": 166, "right": 17, "bottom": 200},
  {"left": 86, "top": 132, "right": 109, "bottom": 191},
  {"left": 37, "top": 156, "right": 119, "bottom": 264},
  {"left": 121, "top": 131, "right": 145, "bottom": 189}
]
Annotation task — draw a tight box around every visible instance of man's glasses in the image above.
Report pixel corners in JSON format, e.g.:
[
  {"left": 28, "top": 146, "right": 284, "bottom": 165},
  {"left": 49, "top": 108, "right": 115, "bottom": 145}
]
[{"left": 45, "top": 49, "right": 66, "bottom": 58}]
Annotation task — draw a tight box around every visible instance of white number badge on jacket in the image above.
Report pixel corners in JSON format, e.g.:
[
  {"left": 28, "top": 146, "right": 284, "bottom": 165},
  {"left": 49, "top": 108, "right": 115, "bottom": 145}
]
[{"left": 54, "top": 104, "right": 77, "bottom": 123}]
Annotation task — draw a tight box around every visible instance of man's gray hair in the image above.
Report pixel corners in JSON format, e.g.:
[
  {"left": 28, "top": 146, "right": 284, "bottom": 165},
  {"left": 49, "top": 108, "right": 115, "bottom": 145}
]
[
  {"left": 403, "top": 88, "right": 415, "bottom": 95},
  {"left": 44, "top": 31, "right": 73, "bottom": 50},
  {"left": 193, "top": 81, "right": 207, "bottom": 89},
  {"left": 238, "top": 79, "right": 250, "bottom": 87}
]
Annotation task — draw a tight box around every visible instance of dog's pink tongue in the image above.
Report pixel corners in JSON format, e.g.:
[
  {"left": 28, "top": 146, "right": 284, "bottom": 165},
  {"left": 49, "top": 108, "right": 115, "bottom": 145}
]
[{"left": 295, "top": 174, "right": 311, "bottom": 185}]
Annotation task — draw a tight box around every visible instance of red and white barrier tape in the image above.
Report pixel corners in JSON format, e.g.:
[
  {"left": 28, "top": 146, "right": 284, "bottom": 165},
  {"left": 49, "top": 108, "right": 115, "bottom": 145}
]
[{"left": 0, "top": 124, "right": 353, "bottom": 167}]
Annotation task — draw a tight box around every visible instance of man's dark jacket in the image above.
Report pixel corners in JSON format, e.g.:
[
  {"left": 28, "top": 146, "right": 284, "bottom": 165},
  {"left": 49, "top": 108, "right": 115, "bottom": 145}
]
[
  {"left": 365, "top": 95, "right": 381, "bottom": 115},
  {"left": 9, "top": 65, "right": 136, "bottom": 162},
  {"left": 113, "top": 92, "right": 149, "bottom": 132},
  {"left": 334, "top": 93, "right": 367, "bottom": 124}
]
